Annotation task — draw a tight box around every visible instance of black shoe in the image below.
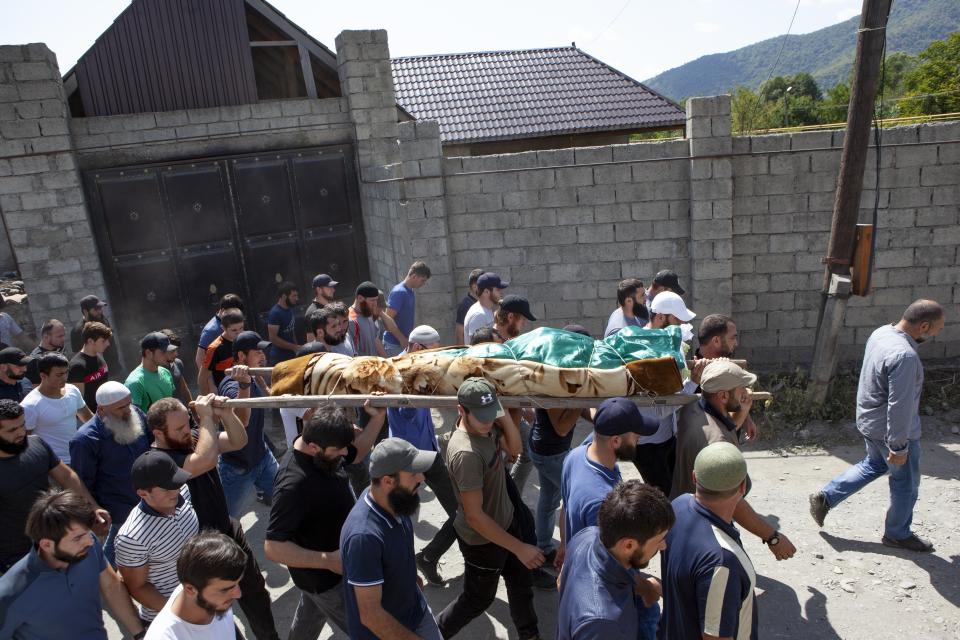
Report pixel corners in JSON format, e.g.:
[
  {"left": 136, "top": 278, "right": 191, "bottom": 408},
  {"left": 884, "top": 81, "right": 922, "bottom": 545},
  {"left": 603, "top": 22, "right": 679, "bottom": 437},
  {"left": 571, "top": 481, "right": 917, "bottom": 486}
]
[
  {"left": 543, "top": 548, "right": 557, "bottom": 565},
  {"left": 416, "top": 552, "right": 445, "bottom": 585},
  {"left": 808, "top": 492, "right": 829, "bottom": 527},
  {"left": 531, "top": 567, "right": 556, "bottom": 590},
  {"left": 881, "top": 534, "right": 934, "bottom": 552}
]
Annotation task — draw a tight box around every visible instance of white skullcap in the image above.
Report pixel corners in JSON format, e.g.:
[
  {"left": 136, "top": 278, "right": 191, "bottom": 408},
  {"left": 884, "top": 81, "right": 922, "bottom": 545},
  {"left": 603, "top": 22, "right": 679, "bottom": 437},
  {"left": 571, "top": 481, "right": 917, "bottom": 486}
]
[{"left": 96, "top": 381, "right": 131, "bottom": 407}]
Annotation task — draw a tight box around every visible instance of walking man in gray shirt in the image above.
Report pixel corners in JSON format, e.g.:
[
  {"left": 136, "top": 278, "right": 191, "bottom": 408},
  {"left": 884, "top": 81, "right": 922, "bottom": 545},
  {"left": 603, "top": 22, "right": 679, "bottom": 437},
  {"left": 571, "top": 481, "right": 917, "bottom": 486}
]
[{"left": 810, "top": 299, "right": 945, "bottom": 552}]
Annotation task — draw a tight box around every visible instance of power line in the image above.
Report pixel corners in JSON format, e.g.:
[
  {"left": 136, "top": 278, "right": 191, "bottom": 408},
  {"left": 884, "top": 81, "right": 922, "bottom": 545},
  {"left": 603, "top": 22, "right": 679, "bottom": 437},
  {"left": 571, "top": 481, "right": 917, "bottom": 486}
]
[
  {"left": 745, "top": 0, "right": 803, "bottom": 132},
  {"left": 588, "top": 0, "right": 633, "bottom": 45}
]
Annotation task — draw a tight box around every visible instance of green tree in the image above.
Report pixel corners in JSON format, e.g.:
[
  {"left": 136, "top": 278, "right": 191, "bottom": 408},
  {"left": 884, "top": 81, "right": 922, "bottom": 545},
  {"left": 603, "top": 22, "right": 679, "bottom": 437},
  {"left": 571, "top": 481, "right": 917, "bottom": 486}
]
[
  {"left": 899, "top": 31, "right": 960, "bottom": 116},
  {"left": 731, "top": 85, "right": 779, "bottom": 132},
  {"left": 821, "top": 82, "right": 851, "bottom": 123}
]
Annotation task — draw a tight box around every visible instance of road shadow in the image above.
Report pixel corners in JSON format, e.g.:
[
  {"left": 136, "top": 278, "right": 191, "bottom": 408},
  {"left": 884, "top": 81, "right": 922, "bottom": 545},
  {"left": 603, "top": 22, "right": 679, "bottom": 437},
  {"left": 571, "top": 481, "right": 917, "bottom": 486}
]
[
  {"left": 756, "top": 574, "right": 841, "bottom": 640},
  {"left": 819, "top": 532, "right": 960, "bottom": 607}
]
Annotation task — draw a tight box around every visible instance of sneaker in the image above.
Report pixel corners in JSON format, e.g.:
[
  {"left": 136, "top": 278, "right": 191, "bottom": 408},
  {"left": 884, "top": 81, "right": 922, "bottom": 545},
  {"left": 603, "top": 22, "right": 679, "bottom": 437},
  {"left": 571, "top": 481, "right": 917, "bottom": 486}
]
[
  {"left": 531, "top": 567, "right": 556, "bottom": 591},
  {"left": 808, "top": 492, "right": 829, "bottom": 527},
  {"left": 416, "top": 552, "right": 445, "bottom": 585},
  {"left": 881, "top": 534, "right": 934, "bottom": 553}
]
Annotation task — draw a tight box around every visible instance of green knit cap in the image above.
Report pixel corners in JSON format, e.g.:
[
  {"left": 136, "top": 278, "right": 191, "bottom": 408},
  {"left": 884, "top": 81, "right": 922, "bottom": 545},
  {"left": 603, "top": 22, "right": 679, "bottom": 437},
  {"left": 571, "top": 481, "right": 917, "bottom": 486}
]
[{"left": 694, "top": 442, "right": 747, "bottom": 492}]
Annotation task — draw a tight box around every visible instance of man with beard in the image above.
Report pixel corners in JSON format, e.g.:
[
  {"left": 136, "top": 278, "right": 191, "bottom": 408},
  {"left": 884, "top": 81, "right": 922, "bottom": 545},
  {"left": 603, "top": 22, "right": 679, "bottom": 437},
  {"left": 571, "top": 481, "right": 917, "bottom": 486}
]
[
  {"left": 340, "top": 438, "right": 441, "bottom": 640},
  {"left": 25, "top": 318, "right": 67, "bottom": 384},
  {"left": 0, "top": 490, "right": 144, "bottom": 639},
  {"left": 672, "top": 361, "right": 797, "bottom": 563},
  {"left": 125, "top": 332, "right": 177, "bottom": 413},
  {"left": 644, "top": 269, "right": 685, "bottom": 306},
  {"left": 267, "top": 281, "right": 301, "bottom": 365},
  {"left": 492, "top": 294, "right": 536, "bottom": 341},
  {"left": 0, "top": 347, "right": 31, "bottom": 402},
  {"left": 265, "top": 402, "right": 384, "bottom": 640},
  {"left": 604, "top": 278, "right": 648, "bottom": 338},
  {"left": 70, "top": 381, "right": 152, "bottom": 566},
  {"left": 695, "top": 314, "right": 757, "bottom": 443},
  {"left": 22, "top": 352, "right": 93, "bottom": 465},
  {"left": 145, "top": 531, "right": 246, "bottom": 639},
  {"left": 347, "top": 281, "right": 387, "bottom": 357},
  {"left": 148, "top": 395, "right": 280, "bottom": 640},
  {"left": 301, "top": 304, "right": 354, "bottom": 357},
  {"left": 0, "top": 399, "right": 110, "bottom": 572},
  {"left": 557, "top": 480, "right": 674, "bottom": 640},
  {"left": 305, "top": 274, "right": 338, "bottom": 342},
  {"left": 68, "top": 321, "right": 112, "bottom": 411},
  {"left": 463, "top": 272, "right": 508, "bottom": 343},
  {"left": 70, "top": 295, "right": 122, "bottom": 378}
]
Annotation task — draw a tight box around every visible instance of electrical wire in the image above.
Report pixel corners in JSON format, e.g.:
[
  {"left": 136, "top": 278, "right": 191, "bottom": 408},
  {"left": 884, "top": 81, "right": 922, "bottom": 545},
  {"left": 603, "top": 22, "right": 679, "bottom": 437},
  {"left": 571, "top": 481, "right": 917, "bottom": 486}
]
[
  {"left": 588, "top": 0, "right": 633, "bottom": 46},
  {"left": 864, "top": 3, "right": 892, "bottom": 295},
  {"left": 745, "top": 0, "right": 803, "bottom": 132}
]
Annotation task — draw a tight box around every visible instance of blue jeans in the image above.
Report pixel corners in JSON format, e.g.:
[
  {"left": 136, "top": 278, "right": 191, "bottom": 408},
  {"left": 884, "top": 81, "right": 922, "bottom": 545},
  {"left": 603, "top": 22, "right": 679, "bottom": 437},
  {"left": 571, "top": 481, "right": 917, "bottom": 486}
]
[
  {"left": 383, "top": 341, "right": 404, "bottom": 357},
  {"left": 529, "top": 447, "right": 569, "bottom": 553},
  {"left": 637, "top": 598, "right": 660, "bottom": 640},
  {"left": 821, "top": 436, "right": 921, "bottom": 540},
  {"left": 218, "top": 451, "right": 280, "bottom": 518}
]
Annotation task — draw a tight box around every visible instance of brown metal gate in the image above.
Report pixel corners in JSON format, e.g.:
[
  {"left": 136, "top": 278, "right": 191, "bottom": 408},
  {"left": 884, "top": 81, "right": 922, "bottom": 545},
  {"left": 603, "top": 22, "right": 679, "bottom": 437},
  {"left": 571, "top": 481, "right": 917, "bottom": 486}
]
[{"left": 84, "top": 144, "right": 368, "bottom": 373}]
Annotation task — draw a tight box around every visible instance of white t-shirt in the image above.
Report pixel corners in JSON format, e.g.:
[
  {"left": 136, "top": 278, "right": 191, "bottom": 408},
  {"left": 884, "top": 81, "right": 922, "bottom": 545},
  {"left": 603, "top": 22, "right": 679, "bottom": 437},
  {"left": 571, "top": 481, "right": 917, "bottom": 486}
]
[
  {"left": 145, "top": 585, "right": 235, "bottom": 640},
  {"left": 279, "top": 407, "right": 309, "bottom": 448},
  {"left": 21, "top": 385, "right": 86, "bottom": 465},
  {"left": 463, "top": 301, "right": 494, "bottom": 343}
]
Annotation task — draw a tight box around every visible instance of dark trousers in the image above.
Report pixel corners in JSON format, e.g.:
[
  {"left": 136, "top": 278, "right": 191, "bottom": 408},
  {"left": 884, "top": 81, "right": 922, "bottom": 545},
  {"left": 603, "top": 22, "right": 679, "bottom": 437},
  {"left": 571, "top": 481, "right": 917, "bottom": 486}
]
[
  {"left": 420, "top": 453, "right": 459, "bottom": 562},
  {"left": 633, "top": 436, "right": 676, "bottom": 498},
  {"left": 436, "top": 520, "right": 539, "bottom": 640},
  {"left": 230, "top": 518, "right": 280, "bottom": 640}
]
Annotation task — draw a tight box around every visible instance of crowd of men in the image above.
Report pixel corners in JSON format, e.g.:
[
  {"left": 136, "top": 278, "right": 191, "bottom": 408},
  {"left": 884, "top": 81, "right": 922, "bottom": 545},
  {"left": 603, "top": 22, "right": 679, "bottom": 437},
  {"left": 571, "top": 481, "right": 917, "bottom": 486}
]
[{"left": 0, "top": 258, "right": 946, "bottom": 640}]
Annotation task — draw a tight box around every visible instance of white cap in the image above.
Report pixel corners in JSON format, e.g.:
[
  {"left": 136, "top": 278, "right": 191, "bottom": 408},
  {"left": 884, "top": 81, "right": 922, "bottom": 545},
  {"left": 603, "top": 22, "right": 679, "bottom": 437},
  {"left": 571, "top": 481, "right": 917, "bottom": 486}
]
[
  {"left": 650, "top": 291, "right": 696, "bottom": 322},
  {"left": 96, "top": 381, "right": 132, "bottom": 407},
  {"left": 408, "top": 325, "right": 441, "bottom": 346}
]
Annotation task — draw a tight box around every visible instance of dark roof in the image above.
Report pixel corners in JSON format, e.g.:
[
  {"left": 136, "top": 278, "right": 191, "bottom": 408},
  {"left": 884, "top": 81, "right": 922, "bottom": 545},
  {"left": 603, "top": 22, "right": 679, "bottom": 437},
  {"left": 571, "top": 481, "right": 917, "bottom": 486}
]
[{"left": 391, "top": 46, "right": 685, "bottom": 144}]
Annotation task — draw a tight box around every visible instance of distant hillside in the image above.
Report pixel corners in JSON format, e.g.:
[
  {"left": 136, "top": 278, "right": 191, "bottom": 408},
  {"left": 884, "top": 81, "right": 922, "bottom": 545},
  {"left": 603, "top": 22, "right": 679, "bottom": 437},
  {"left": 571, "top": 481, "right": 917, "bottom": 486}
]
[{"left": 644, "top": 0, "right": 960, "bottom": 100}]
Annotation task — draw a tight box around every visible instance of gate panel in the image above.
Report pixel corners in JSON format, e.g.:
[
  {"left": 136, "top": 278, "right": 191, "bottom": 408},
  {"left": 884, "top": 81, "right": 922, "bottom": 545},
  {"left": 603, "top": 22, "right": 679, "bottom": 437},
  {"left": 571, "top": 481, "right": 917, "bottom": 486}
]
[
  {"left": 242, "top": 236, "right": 304, "bottom": 333},
  {"left": 292, "top": 151, "right": 351, "bottom": 227},
  {"left": 231, "top": 157, "right": 296, "bottom": 236},
  {"left": 94, "top": 170, "right": 169, "bottom": 255},
  {"left": 162, "top": 163, "right": 234, "bottom": 245}
]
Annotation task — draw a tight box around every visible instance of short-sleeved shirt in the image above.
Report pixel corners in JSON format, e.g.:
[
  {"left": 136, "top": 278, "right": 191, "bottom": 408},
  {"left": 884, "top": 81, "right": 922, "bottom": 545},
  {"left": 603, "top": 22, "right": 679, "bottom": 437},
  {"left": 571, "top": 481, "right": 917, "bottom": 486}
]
[
  {"left": 115, "top": 495, "right": 200, "bottom": 621},
  {"left": 198, "top": 315, "right": 222, "bottom": 350},
  {"left": 266, "top": 443, "right": 358, "bottom": 594},
  {"left": 382, "top": 283, "right": 415, "bottom": 348},
  {"left": 68, "top": 351, "right": 109, "bottom": 410},
  {"left": 387, "top": 407, "right": 437, "bottom": 452},
  {"left": 445, "top": 425, "right": 513, "bottom": 545},
  {"left": 0, "top": 378, "right": 27, "bottom": 402},
  {"left": 166, "top": 359, "right": 186, "bottom": 403},
  {"left": 21, "top": 385, "right": 86, "bottom": 465},
  {"left": 0, "top": 535, "right": 108, "bottom": 639},
  {"left": 659, "top": 494, "right": 757, "bottom": 640},
  {"left": 603, "top": 307, "right": 643, "bottom": 339},
  {"left": 0, "top": 436, "right": 58, "bottom": 569},
  {"left": 529, "top": 409, "right": 575, "bottom": 457},
  {"left": 341, "top": 489, "right": 429, "bottom": 639},
  {"left": 0, "top": 313, "right": 23, "bottom": 347},
  {"left": 346, "top": 307, "right": 381, "bottom": 357},
  {"left": 463, "top": 301, "right": 494, "bottom": 343},
  {"left": 124, "top": 366, "right": 174, "bottom": 413},
  {"left": 160, "top": 442, "right": 231, "bottom": 535},
  {"left": 218, "top": 377, "right": 267, "bottom": 472},
  {"left": 267, "top": 303, "right": 297, "bottom": 363},
  {"left": 455, "top": 293, "right": 477, "bottom": 328},
  {"left": 202, "top": 335, "right": 234, "bottom": 389},
  {"left": 561, "top": 443, "right": 621, "bottom": 540},
  {"left": 144, "top": 584, "right": 235, "bottom": 640}
]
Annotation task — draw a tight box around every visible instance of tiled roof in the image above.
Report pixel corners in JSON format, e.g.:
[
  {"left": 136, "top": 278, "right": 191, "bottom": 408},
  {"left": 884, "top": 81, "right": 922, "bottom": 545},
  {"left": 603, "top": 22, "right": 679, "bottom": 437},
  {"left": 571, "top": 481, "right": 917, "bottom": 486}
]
[{"left": 390, "top": 46, "right": 685, "bottom": 144}]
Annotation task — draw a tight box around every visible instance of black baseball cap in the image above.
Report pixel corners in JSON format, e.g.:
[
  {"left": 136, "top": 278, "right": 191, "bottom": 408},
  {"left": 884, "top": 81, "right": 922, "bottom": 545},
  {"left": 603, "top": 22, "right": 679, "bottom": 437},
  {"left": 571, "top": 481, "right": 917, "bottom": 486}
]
[
  {"left": 594, "top": 397, "right": 660, "bottom": 437},
  {"left": 652, "top": 270, "right": 685, "bottom": 296},
  {"left": 296, "top": 341, "right": 327, "bottom": 357},
  {"left": 234, "top": 331, "right": 271, "bottom": 355},
  {"left": 131, "top": 450, "right": 191, "bottom": 490},
  {"left": 140, "top": 332, "right": 176, "bottom": 353},
  {"left": 80, "top": 295, "right": 107, "bottom": 311},
  {"left": 0, "top": 347, "right": 31, "bottom": 366},
  {"left": 499, "top": 295, "right": 536, "bottom": 321},
  {"left": 312, "top": 274, "right": 339, "bottom": 288},
  {"left": 477, "top": 272, "right": 509, "bottom": 292},
  {"left": 562, "top": 324, "right": 591, "bottom": 337},
  {"left": 356, "top": 281, "right": 381, "bottom": 298}
]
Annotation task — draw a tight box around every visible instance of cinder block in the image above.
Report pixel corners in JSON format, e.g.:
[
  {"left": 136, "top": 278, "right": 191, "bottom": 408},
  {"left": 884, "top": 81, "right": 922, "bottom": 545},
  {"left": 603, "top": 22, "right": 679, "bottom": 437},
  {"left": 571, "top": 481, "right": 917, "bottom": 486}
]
[
  {"left": 689, "top": 137, "right": 731, "bottom": 157},
  {"left": 652, "top": 219, "right": 689, "bottom": 239},
  {"left": 733, "top": 274, "right": 770, "bottom": 293},
  {"left": 539, "top": 187, "right": 579, "bottom": 207},
  {"left": 630, "top": 201, "right": 669, "bottom": 221},
  {"left": 517, "top": 169, "right": 555, "bottom": 191},
  {"left": 554, "top": 166, "right": 593, "bottom": 187},
  {"left": 790, "top": 131, "right": 833, "bottom": 150},
  {"left": 749, "top": 134, "right": 791, "bottom": 153},
  {"left": 921, "top": 165, "right": 960, "bottom": 187},
  {"left": 577, "top": 223, "right": 615, "bottom": 244},
  {"left": 595, "top": 204, "right": 632, "bottom": 223},
  {"left": 888, "top": 187, "right": 932, "bottom": 208},
  {"left": 913, "top": 245, "right": 956, "bottom": 267},
  {"left": 540, "top": 225, "right": 577, "bottom": 245},
  {"left": 520, "top": 209, "right": 557, "bottom": 228},
  {"left": 692, "top": 259, "right": 732, "bottom": 280},
  {"left": 574, "top": 146, "right": 613, "bottom": 165},
  {"left": 755, "top": 292, "right": 795, "bottom": 311},
  {"left": 556, "top": 206, "right": 594, "bottom": 226},
  {"left": 755, "top": 254, "right": 794, "bottom": 273},
  {"left": 614, "top": 221, "right": 653, "bottom": 242},
  {"left": 593, "top": 164, "right": 631, "bottom": 184},
  {"left": 465, "top": 193, "right": 502, "bottom": 213},
  {"left": 577, "top": 185, "right": 616, "bottom": 205},
  {"left": 894, "top": 145, "right": 938, "bottom": 168},
  {"left": 769, "top": 153, "right": 809, "bottom": 175}
]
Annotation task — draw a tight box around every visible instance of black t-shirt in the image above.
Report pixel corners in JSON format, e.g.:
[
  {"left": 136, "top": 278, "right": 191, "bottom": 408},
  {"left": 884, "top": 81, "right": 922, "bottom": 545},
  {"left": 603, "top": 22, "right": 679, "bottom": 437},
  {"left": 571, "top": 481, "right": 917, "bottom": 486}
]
[
  {"left": 529, "top": 408, "right": 575, "bottom": 457},
  {"left": 72, "top": 319, "right": 123, "bottom": 379},
  {"left": 67, "top": 351, "right": 109, "bottom": 410},
  {"left": 0, "top": 379, "right": 27, "bottom": 402},
  {"left": 456, "top": 294, "right": 477, "bottom": 327},
  {"left": 266, "top": 443, "right": 358, "bottom": 594},
  {"left": 167, "top": 359, "right": 186, "bottom": 402},
  {"left": 25, "top": 345, "right": 61, "bottom": 385},
  {"left": 204, "top": 336, "right": 234, "bottom": 389},
  {"left": 160, "top": 437, "right": 231, "bottom": 534},
  {"left": 0, "top": 436, "right": 58, "bottom": 569}
]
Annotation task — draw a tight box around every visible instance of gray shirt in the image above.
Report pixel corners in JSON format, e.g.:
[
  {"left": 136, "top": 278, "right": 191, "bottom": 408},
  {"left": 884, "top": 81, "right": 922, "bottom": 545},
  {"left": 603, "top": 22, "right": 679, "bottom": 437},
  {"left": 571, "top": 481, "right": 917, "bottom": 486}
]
[
  {"left": 856, "top": 324, "right": 923, "bottom": 454},
  {"left": 603, "top": 307, "right": 643, "bottom": 338},
  {"left": 346, "top": 310, "right": 381, "bottom": 357}
]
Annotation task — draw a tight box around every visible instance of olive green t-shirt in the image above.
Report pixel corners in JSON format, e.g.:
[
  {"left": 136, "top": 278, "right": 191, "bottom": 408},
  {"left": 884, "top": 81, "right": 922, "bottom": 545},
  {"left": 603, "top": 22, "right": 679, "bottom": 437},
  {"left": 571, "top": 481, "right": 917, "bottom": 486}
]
[{"left": 445, "top": 424, "right": 514, "bottom": 546}]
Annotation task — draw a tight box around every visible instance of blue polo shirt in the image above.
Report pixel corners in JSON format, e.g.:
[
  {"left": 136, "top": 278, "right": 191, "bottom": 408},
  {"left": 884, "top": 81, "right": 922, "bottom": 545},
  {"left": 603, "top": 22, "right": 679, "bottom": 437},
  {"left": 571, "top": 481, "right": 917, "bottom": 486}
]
[
  {"left": 382, "top": 283, "right": 415, "bottom": 348},
  {"left": 558, "top": 526, "right": 641, "bottom": 640},
  {"left": 198, "top": 315, "right": 222, "bottom": 350},
  {"left": 267, "top": 303, "right": 297, "bottom": 363},
  {"left": 340, "top": 489, "right": 429, "bottom": 639},
  {"left": 658, "top": 494, "right": 757, "bottom": 640},
  {"left": 0, "top": 534, "right": 108, "bottom": 639},
  {"left": 561, "top": 443, "right": 622, "bottom": 540},
  {"left": 68, "top": 408, "right": 152, "bottom": 524},
  {"left": 387, "top": 407, "right": 438, "bottom": 452},
  {"left": 218, "top": 377, "right": 268, "bottom": 471}
]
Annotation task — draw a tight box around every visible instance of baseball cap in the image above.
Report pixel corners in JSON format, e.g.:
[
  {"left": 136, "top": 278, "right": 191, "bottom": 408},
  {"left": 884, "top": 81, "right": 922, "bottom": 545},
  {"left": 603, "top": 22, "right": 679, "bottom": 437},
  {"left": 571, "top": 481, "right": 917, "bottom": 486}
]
[
  {"left": 457, "top": 377, "right": 504, "bottom": 423},
  {"left": 233, "top": 330, "right": 271, "bottom": 355},
  {"left": 700, "top": 360, "right": 757, "bottom": 393},
  {"left": 131, "top": 450, "right": 191, "bottom": 490},
  {"left": 649, "top": 291, "right": 696, "bottom": 322},
  {"left": 694, "top": 442, "right": 747, "bottom": 492},
  {"left": 499, "top": 295, "right": 536, "bottom": 321},
  {"left": 296, "top": 341, "right": 328, "bottom": 357},
  {"left": 0, "top": 347, "right": 32, "bottom": 366},
  {"left": 594, "top": 397, "right": 660, "bottom": 437},
  {"left": 562, "top": 324, "right": 591, "bottom": 337},
  {"left": 95, "top": 381, "right": 131, "bottom": 407},
  {"left": 476, "top": 272, "right": 509, "bottom": 292},
  {"left": 312, "top": 274, "right": 339, "bottom": 289},
  {"left": 356, "top": 281, "right": 381, "bottom": 298},
  {"left": 80, "top": 295, "right": 107, "bottom": 311},
  {"left": 653, "top": 269, "right": 685, "bottom": 296},
  {"left": 408, "top": 325, "right": 441, "bottom": 346},
  {"left": 140, "top": 331, "right": 176, "bottom": 353},
  {"left": 368, "top": 437, "right": 437, "bottom": 478}
]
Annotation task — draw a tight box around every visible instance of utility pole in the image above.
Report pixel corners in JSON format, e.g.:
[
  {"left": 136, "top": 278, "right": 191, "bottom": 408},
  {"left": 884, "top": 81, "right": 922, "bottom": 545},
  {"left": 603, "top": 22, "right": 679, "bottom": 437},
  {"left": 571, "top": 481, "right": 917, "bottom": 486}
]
[{"left": 807, "top": 0, "right": 893, "bottom": 403}]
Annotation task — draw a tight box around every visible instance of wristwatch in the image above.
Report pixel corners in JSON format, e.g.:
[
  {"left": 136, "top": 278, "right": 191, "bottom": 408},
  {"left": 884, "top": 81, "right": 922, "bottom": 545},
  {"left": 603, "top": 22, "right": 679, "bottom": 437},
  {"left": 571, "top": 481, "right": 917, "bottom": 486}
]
[{"left": 764, "top": 531, "right": 781, "bottom": 546}]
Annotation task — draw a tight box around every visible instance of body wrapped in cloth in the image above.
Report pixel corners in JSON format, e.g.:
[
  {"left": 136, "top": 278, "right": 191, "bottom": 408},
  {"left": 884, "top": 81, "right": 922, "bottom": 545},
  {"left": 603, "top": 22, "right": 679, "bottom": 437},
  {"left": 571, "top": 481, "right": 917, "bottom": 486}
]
[{"left": 270, "top": 326, "right": 686, "bottom": 399}]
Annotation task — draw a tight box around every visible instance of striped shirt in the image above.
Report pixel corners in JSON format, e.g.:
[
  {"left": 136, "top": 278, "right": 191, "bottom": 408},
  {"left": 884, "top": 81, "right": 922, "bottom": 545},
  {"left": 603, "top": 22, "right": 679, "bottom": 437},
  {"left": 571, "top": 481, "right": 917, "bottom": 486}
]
[{"left": 115, "top": 492, "right": 199, "bottom": 621}]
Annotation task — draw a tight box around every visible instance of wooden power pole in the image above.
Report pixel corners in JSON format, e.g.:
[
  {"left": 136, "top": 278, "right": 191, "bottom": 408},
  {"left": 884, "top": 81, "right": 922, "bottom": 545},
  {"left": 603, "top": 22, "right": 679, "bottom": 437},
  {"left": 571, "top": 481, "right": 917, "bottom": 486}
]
[{"left": 807, "top": 0, "right": 893, "bottom": 403}]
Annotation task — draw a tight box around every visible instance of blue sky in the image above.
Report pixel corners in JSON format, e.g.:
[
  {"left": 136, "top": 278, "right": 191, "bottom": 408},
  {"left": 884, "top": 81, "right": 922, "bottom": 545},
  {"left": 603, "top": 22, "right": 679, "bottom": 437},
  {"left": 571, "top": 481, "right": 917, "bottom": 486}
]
[{"left": 1, "top": 0, "right": 863, "bottom": 81}]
